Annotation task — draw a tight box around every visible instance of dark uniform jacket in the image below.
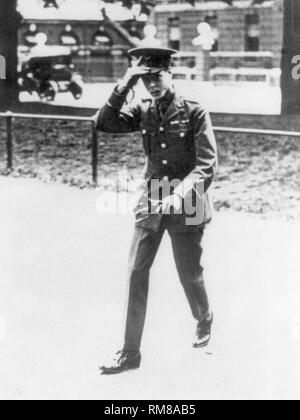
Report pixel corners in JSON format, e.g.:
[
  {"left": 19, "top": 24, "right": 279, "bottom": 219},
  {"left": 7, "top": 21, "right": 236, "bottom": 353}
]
[{"left": 97, "top": 86, "right": 218, "bottom": 232}]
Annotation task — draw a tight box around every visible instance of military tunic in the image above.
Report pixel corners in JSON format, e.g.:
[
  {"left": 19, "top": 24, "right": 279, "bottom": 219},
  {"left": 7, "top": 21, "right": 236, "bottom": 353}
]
[
  {"left": 97, "top": 87, "right": 218, "bottom": 233},
  {"left": 97, "top": 85, "right": 218, "bottom": 352}
]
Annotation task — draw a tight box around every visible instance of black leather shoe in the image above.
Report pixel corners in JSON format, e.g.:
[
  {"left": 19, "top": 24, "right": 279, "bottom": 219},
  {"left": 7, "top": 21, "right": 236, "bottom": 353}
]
[
  {"left": 193, "top": 313, "right": 213, "bottom": 348},
  {"left": 100, "top": 350, "right": 141, "bottom": 375}
]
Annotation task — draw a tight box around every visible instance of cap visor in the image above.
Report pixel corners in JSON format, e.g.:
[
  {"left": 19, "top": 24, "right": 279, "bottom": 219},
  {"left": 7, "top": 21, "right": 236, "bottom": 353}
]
[
  {"left": 129, "top": 47, "right": 179, "bottom": 58},
  {"left": 146, "top": 68, "right": 166, "bottom": 74}
]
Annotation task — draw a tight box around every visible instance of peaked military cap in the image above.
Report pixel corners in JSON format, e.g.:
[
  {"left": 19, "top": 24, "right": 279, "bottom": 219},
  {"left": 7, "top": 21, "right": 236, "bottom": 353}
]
[{"left": 129, "top": 47, "right": 178, "bottom": 73}]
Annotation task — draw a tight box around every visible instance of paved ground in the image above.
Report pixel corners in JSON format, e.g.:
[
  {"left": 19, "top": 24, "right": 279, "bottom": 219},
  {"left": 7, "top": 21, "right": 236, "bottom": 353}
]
[
  {"left": 0, "top": 177, "right": 300, "bottom": 400},
  {"left": 20, "top": 81, "right": 282, "bottom": 115}
]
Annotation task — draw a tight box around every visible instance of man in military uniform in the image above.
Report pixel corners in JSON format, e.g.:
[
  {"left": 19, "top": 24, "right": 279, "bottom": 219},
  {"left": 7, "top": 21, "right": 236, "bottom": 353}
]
[{"left": 97, "top": 46, "right": 218, "bottom": 375}]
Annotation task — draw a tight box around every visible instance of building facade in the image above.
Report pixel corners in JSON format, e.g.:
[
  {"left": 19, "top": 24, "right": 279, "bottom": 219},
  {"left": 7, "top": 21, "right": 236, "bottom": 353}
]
[
  {"left": 17, "top": 0, "right": 145, "bottom": 82},
  {"left": 152, "top": 0, "right": 284, "bottom": 69}
]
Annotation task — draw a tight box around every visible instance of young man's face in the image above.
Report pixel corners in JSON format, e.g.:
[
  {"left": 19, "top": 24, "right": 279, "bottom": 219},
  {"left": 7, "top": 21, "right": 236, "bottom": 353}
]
[{"left": 142, "top": 70, "right": 173, "bottom": 100}]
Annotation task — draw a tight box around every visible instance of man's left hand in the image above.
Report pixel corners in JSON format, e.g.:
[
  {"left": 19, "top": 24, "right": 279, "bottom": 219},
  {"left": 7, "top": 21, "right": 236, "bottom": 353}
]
[{"left": 160, "top": 194, "right": 182, "bottom": 214}]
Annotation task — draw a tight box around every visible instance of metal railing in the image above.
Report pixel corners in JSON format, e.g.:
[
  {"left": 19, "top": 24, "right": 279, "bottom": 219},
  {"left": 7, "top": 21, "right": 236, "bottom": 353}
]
[
  {"left": 213, "top": 126, "right": 300, "bottom": 137},
  {"left": 1, "top": 111, "right": 300, "bottom": 186},
  {"left": 0, "top": 111, "right": 98, "bottom": 184}
]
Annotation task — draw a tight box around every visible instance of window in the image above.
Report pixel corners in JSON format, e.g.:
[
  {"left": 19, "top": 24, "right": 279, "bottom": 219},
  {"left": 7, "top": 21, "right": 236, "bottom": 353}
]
[
  {"left": 129, "top": 24, "right": 143, "bottom": 45},
  {"left": 23, "top": 24, "right": 39, "bottom": 47},
  {"left": 245, "top": 14, "right": 260, "bottom": 52},
  {"left": 92, "top": 27, "right": 113, "bottom": 48},
  {"left": 168, "top": 17, "right": 181, "bottom": 51},
  {"left": 60, "top": 25, "right": 80, "bottom": 47},
  {"left": 205, "top": 15, "right": 219, "bottom": 52}
]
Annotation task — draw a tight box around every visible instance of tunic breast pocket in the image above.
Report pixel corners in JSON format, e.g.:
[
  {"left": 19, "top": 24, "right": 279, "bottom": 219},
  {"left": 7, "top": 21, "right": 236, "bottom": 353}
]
[{"left": 169, "top": 120, "right": 190, "bottom": 140}]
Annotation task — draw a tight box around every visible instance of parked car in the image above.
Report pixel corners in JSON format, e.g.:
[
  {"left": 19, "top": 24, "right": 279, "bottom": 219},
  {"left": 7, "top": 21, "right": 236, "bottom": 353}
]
[{"left": 18, "top": 45, "right": 83, "bottom": 101}]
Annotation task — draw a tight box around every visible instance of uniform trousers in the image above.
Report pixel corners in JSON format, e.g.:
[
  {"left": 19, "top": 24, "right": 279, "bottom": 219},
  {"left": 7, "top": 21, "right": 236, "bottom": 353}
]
[{"left": 124, "top": 216, "right": 210, "bottom": 352}]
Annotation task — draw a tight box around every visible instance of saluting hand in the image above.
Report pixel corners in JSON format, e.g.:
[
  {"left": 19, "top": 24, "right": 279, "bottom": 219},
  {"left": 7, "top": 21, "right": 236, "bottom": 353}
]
[{"left": 117, "top": 58, "right": 151, "bottom": 92}]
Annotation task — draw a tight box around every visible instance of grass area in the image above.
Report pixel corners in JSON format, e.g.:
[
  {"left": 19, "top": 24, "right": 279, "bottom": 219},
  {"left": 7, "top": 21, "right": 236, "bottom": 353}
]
[{"left": 0, "top": 113, "right": 299, "bottom": 220}]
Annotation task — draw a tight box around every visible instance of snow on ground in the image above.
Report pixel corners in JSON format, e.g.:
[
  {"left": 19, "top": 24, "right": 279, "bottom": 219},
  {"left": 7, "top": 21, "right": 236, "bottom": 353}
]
[
  {"left": 0, "top": 176, "right": 299, "bottom": 400},
  {"left": 20, "top": 81, "right": 282, "bottom": 115}
]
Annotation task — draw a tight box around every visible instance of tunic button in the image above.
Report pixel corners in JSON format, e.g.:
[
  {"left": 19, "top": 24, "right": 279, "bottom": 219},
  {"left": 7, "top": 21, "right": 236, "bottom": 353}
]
[
  {"left": 161, "top": 143, "right": 167, "bottom": 149},
  {"left": 162, "top": 160, "right": 168, "bottom": 165},
  {"left": 180, "top": 132, "right": 185, "bottom": 138},
  {"left": 160, "top": 127, "right": 164, "bottom": 133}
]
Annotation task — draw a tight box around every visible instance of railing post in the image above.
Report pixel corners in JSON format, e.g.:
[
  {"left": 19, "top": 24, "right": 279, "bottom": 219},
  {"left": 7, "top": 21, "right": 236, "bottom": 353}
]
[
  {"left": 91, "top": 122, "right": 98, "bottom": 186},
  {"left": 6, "top": 112, "right": 13, "bottom": 172}
]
